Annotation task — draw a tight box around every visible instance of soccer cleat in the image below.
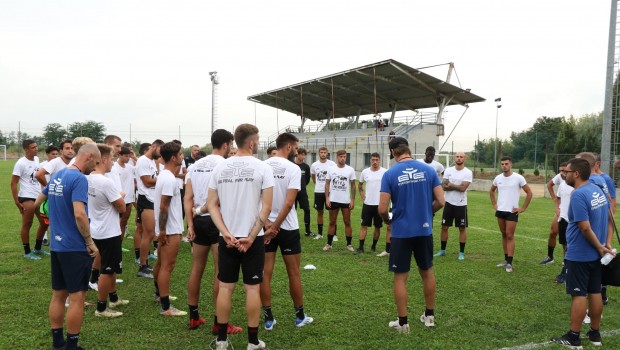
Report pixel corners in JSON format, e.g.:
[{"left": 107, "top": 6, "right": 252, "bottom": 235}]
[
  {"left": 551, "top": 333, "right": 582, "bottom": 349},
  {"left": 33, "top": 249, "right": 50, "bottom": 256},
  {"left": 160, "top": 306, "right": 187, "bottom": 316},
  {"left": 586, "top": 329, "right": 602, "bottom": 346},
  {"left": 134, "top": 258, "right": 140, "bottom": 265},
  {"left": 154, "top": 295, "right": 178, "bottom": 302},
  {"left": 434, "top": 250, "right": 446, "bottom": 257},
  {"left": 295, "top": 314, "right": 314, "bottom": 328},
  {"left": 148, "top": 253, "right": 158, "bottom": 261},
  {"left": 88, "top": 282, "right": 99, "bottom": 291},
  {"left": 136, "top": 268, "right": 153, "bottom": 279},
  {"left": 496, "top": 261, "right": 507, "bottom": 267},
  {"left": 109, "top": 298, "right": 129, "bottom": 308},
  {"left": 116, "top": 279, "right": 124, "bottom": 283},
  {"left": 505, "top": 264, "right": 513, "bottom": 273},
  {"left": 420, "top": 313, "right": 435, "bottom": 327},
  {"left": 95, "top": 308, "right": 123, "bottom": 318},
  {"left": 355, "top": 248, "right": 364, "bottom": 254},
  {"left": 247, "top": 340, "right": 266, "bottom": 350},
  {"left": 211, "top": 323, "right": 244, "bottom": 335},
  {"left": 313, "top": 234, "right": 323, "bottom": 240},
  {"left": 346, "top": 245, "right": 355, "bottom": 252},
  {"left": 370, "top": 247, "right": 376, "bottom": 253},
  {"left": 182, "top": 237, "right": 190, "bottom": 243},
  {"left": 214, "top": 340, "right": 230, "bottom": 350},
  {"left": 42, "top": 238, "right": 49, "bottom": 246},
  {"left": 189, "top": 317, "right": 206, "bottom": 330},
  {"left": 539, "top": 256, "right": 554, "bottom": 265},
  {"left": 24, "top": 252, "right": 41, "bottom": 260},
  {"left": 322, "top": 244, "right": 332, "bottom": 252},
  {"left": 332, "top": 235, "right": 338, "bottom": 242},
  {"left": 603, "top": 297, "right": 609, "bottom": 305},
  {"left": 377, "top": 251, "right": 390, "bottom": 257},
  {"left": 458, "top": 252, "right": 465, "bottom": 260},
  {"left": 388, "top": 319, "right": 410, "bottom": 334},
  {"left": 555, "top": 273, "right": 567, "bottom": 284},
  {"left": 264, "top": 318, "right": 277, "bottom": 330},
  {"left": 304, "top": 231, "right": 313, "bottom": 237}
]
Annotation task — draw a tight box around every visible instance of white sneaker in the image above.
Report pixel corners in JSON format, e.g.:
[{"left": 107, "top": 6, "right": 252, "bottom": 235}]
[
  {"left": 313, "top": 234, "right": 323, "bottom": 240},
  {"left": 346, "top": 245, "right": 355, "bottom": 252},
  {"left": 505, "top": 264, "right": 513, "bottom": 273},
  {"left": 496, "top": 261, "right": 507, "bottom": 267},
  {"left": 377, "top": 251, "right": 390, "bottom": 257},
  {"left": 333, "top": 235, "right": 338, "bottom": 242},
  {"left": 116, "top": 279, "right": 124, "bottom": 284},
  {"left": 247, "top": 340, "right": 266, "bottom": 350},
  {"left": 214, "top": 340, "right": 229, "bottom": 350},
  {"left": 295, "top": 314, "right": 314, "bottom": 328},
  {"left": 583, "top": 312, "right": 591, "bottom": 324},
  {"left": 109, "top": 298, "right": 129, "bottom": 308},
  {"left": 182, "top": 237, "right": 190, "bottom": 243},
  {"left": 65, "top": 297, "right": 70, "bottom": 308},
  {"left": 88, "top": 282, "right": 99, "bottom": 291},
  {"left": 420, "top": 313, "right": 435, "bottom": 327},
  {"left": 388, "top": 319, "right": 410, "bottom": 334},
  {"left": 95, "top": 308, "right": 123, "bottom": 318},
  {"left": 322, "top": 244, "right": 332, "bottom": 252}
]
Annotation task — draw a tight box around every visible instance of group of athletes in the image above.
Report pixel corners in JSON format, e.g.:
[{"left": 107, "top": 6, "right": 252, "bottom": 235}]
[{"left": 9, "top": 123, "right": 618, "bottom": 349}]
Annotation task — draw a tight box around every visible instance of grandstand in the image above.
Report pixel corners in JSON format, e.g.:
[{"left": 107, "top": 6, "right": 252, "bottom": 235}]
[{"left": 249, "top": 59, "right": 485, "bottom": 171}]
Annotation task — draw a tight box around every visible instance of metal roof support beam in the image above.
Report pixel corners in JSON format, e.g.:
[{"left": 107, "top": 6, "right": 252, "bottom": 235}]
[
  {"left": 288, "top": 86, "right": 372, "bottom": 116},
  {"left": 261, "top": 92, "right": 326, "bottom": 119},
  {"left": 354, "top": 108, "right": 361, "bottom": 129},
  {"left": 344, "top": 75, "right": 421, "bottom": 113},
  {"left": 389, "top": 62, "right": 439, "bottom": 96},
  {"left": 389, "top": 103, "right": 397, "bottom": 127}
]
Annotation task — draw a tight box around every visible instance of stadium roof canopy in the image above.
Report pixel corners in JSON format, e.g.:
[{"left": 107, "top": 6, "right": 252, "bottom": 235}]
[{"left": 247, "top": 59, "right": 485, "bottom": 122}]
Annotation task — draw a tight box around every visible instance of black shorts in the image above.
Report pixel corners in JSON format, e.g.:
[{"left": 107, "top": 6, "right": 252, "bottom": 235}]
[
  {"left": 18, "top": 196, "right": 35, "bottom": 203},
  {"left": 565, "top": 260, "right": 602, "bottom": 296},
  {"left": 361, "top": 204, "right": 382, "bottom": 228},
  {"left": 265, "top": 228, "right": 301, "bottom": 255},
  {"left": 296, "top": 191, "right": 310, "bottom": 211},
  {"left": 218, "top": 236, "right": 264, "bottom": 285},
  {"left": 314, "top": 193, "right": 326, "bottom": 211},
  {"left": 328, "top": 201, "right": 350, "bottom": 210},
  {"left": 442, "top": 203, "right": 468, "bottom": 227},
  {"left": 389, "top": 235, "right": 434, "bottom": 273},
  {"left": 193, "top": 215, "right": 219, "bottom": 246},
  {"left": 136, "top": 194, "right": 154, "bottom": 223},
  {"left": 558, "top": 218, "right": 568, "bottom": 245},
  {"left": 93, "top": 236, "right": 122, "bottom": 275},
  {"left": 51, "top": 251, "right": 93, "bottom": 293},
  {"left": 495, "top": 210, "right": 519, "bottom": 222}
]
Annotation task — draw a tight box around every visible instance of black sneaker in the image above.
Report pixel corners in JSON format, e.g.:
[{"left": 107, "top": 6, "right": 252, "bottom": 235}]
[
  {"left": 603, "top": 297, "right": 609, "bottom": 305},
  {"left": 540, "top": 256, "right": 554, "bottom": 265},
  {"left": 43, "top": 238, "right": 50, "bottom": 246},
  {"left": 354, "top": 248, "right": 364, "bottom": 254},
  {"left": 370, "top": 247, "right": 376, "bottom": 253},
  {"left": 586, "top": 329, "right": 602, "bottom": 346},
  {"left": 552, "top": 333, "right": 582, "bottom": 349},
  {"left": 305, "top": 232, "right": 313, "bottom": 237},
  {"left": 555, "top": 273, "right": 567, "bottom": 284}
]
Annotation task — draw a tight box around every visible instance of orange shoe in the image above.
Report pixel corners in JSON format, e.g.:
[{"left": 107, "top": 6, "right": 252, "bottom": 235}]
[
  {"left": 211, "top": 323, "right": 244, "bottom": 335},
  {"left": 189, "top": 317, "right": 206, "bottom": 330}
]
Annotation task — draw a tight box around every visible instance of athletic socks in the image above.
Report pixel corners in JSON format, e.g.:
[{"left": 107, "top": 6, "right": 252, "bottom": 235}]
[
  {"left": 134, "top": 248, "right": 140, "bottom": 260},
  {"left": 386, "top": 242, "right": 391, "bottom": 253},
  {"left": 425, "top": 308, "right": 434, "bottom": 317},
  {"left": 217, "top": 323, "right": 228, "bottom": 341},
  {"left": 51, "top": 328, "right": 65, "bottom": 349},
  {"left": 97, "top": 300, "right": 107, "bottom": 312},
  {"left": 358, "top": 239, "right": 365, "bottom": 250},
  {"left": 189, "top": 305, "right": 199, "bottom": 320},
  {"left": 398, "top": 316, "right": 408, "bottom": 326},
  {"left": 318, "top": 224, "right": 323, "bottom": 235},
  {"left": 327, "top": 234, "right": 334, "bottom": 245},
  {"left": 35, "top": 239, "right": 43, "bottom": 251},
  {"left": 23, "top": 243, "right": 31, "bottom": 255},
  {"left": 504, "top": 253, "right": 508, "bottom": 262},
  {"left": 109, "top": 291, "right": 119, "bottom": 303},
  {"left": 440, "top": 241, "right": 447, "bottom": 250},
  {"left": 507, "top": 256, "right": 513, "bottom": 265},
  {"left": 160, "top": 296, "right": 170, "bottom": 311},
  {"left": 295, "top": 305, "right": 305, "bottom": 320},
  {"left": 305, "top": 223, "right": 311, "bottom": 233},
  {"left": 248, "top": 326, "right": 259, "bottom": 345},
  {"left": 371, "top": 239, "right": 378, "bottom": 250},
  {"left": 548, "top": 246, "right": 555, "bottom": 260},
  {"left": 460, "top": 242, "right": 466, "bottom": 253},
  {"left": 66, "top": 333, "right": 80, "bottom": 350},
  {"left": 90, "top": 269, "right": 100, "bottom": 284},
  {"left": 346, "top": 236, "right": 352, "bottom": 246},
  {"left": 567, "top": 330, "right": 580, "bottom": 341},
  {"left": 263, "top": 306, "right": 274, "bottom": 321}
]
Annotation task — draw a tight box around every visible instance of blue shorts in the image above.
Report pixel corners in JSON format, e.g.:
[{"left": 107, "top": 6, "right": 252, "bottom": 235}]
[
  {"left": 51, "top": 251, "right": 92, "bottom": 293},
  {"left": 389, "top": 235, "right": 434, "bottom": 273},
  {"left": 565, "top": 260, "right": 602, "bottom": 296}
]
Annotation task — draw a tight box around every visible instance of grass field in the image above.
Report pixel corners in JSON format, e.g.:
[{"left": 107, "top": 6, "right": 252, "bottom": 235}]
[{"left": 1, "top": 159, "right": 619, "bottom": 350}]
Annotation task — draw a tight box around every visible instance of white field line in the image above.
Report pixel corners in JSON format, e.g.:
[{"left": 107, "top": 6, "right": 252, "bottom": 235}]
[
  {"left": 469, "top": 225, "right": 547, "bottom": 242},
  {"left": 498, "top": 328, "right": 620, "bottom": 350}
]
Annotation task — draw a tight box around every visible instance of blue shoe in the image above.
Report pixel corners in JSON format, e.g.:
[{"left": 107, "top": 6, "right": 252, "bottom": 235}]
[
  {"left": 264, "top": 318, "right": 276, "bottom": 331},
  {"left": 458, "top": 252, "right": 465, "bottom": 260},
  {"left": 434, "top": 250, "right": 446, "bottom": 257},
  {"left": 24, "top": 252, "right": 41, "bottom": 260},
  {"left": 148, "top": 254, "right": 157, "bottom": 261},
  {"left": 33, "top": 249, "right": 50, "bottom": 256},
  {"left": 295, "top": 314, "right": 314, "bottom": 328}
]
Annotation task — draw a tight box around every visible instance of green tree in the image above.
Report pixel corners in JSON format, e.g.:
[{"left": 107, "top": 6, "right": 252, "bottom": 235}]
[
  {"left": 67, "top": 120, "right": 106, "bottom": 142},
  {"left": 574, "top": 112, "right": 602, "bottom": 153},
  {"left": 554, "top": 116, "right": 579, "bottom": 159},
  {"left": 42, "top": 123, "right": 68, "bottom": 146}
]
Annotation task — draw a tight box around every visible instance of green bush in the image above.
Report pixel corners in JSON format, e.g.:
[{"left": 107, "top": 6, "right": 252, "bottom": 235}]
[
  {"left": 480, "top": 168, "right": 484, "bottom": 173},
  {"left": 533, "top": 168, "right": 540, "bottom": 176},
  {"left": 518, "top": 168, "right": 524, "bottom": 175}
]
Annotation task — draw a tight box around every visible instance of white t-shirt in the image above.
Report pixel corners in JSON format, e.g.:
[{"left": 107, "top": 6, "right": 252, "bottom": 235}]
[
  {"left": 443, "top": 166, "right": 473, "bottom": 206},
  {"left": 105, "top": 165, "right": 123, "bottom": 193},
  {"left": 12, "top": 156, "right": 41, "bottom": 199},
  {"left": 154, "top": 169, "right": 184, "bottom": 236},
  {"left": 326, "top": 164, "right": 356, "bottom": 204},
  {"left": 208, "top": 156, "right": 274, "bottom": 238},
  {"left": 113, "top": 162, "right": 135, "bottom": 204},
  {"left": 493, "top": 172, "right": 527, "bottom": 212},
  {"left": 87, "top": 173, "right": 122, "bottom": 240},
  {"left": 416, "top": 159, "right": 445, "bottom": 176},
  {"left": 359, "top": 167, "right": 386, "bottom": 205},
  {"left": 135, "top": 155, "right": 158, "bottom": 202},
  {"left": 40, "top": 160, "right": 51, "bottom": 183},
  {"left": 176, "top": 159, "right": 186, "bottom": 189},
  {"left": 557, "top": 181, "right": 574, "bottom": 221},
  {"left": 265, "top": 156, "right": 301, "bottom": 230},
  {"left": 186, "top": 154, "right": 224, "bottom": 216},
  {"left": 310, "top": 159, "right": 336, "bottom": 194},
  {"left": 44, "top": 156, "right": 70, "bottom": 175}
]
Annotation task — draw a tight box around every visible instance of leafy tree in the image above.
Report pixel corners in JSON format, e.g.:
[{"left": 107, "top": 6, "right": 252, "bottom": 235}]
[
  {"left": 574, "top": 112, "right": 602, "bottom": 153},
  {"left": 43, "top": 123, "right": 68, "bottom": 146},
  {"left": 67, "top": 120, "right": 106, "bottom": 142},
  {"left": 554, "top": 116, "right": 579, "bottom": 157}
]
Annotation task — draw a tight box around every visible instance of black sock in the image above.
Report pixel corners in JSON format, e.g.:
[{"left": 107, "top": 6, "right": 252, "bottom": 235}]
[
  {"left": 567, "top": 330, "right": 580, "bottom": 341},
  {"left": 97, "top": 300, "right": 107, "bottom": 312},
  {"left": 346, "top": 236, "right": 352, "bottom": 245},
  {"left": 504, "top": 253, "right": 508, "bottom": 261},
  {"left": 327, "top": 234, "right": 334, "bottom": 245},
  {"left": 153, "top": 241, "right": 158, "bottom": 250},
  {"left": 507, "top": 256, "right": 513, "bottom": 264},
  {"left": 372, "top": 239, "right": 378, "bottom": 250},
  {"left": 66, "top": 333, "right": 80, "bottom": 349},
  {"left": 263, "top": 306, "right": 274, "bottom": 321},
  {"left": 35, "top": 239, "right": 43, "bottom": 250},
  {"left": 248, "top": 326, "right": 259, "bottom": 345},
  {"left": 305, "top": 224, "right": 311, "bottom": 233},
  {"left": 440, "top": 240, "right": 447, "bottom": 250},
  {"left": 398, "top": 316, "right": 408, "bottom": 326},
  {"left": 109, "top": 291, "right": 118, "bottom": 303},
  {"left": 189, "top": 305, "right": 199, "bottom": 320},
  {"left": 359, "top": 239, "right": 365, "bottom": 250},
  {"left": 217, "top": 322, "right": 228, "bottom": 341},
  {"left": 23, "top": 243, "right": 31, "bottom": 255},
  {"left": 318, "top": 224, "right": 323, "bottom": 235},
  {"left": 214, "top": 315, "right": 218, "bottom": 326},
  {"left": 295, "top": 305, "right": 304, "bottom": 319},
  {"left": 548, "top": 246, "right": 555, "bottom": 259},
  {"left": 386, "top": 242, "right": 391, "bottom": 253},
  {"left": 90, "top": 269, "right": 100, "bottom": 284},
  {"left": 154, "top": 281, "right": 160, "bottom": 297},
  {"left": 460, "top": 242, "right": 466, "bottom": 253},
  {"left": 425, "top": 308, "right": 434, "bottom": 316},
  {"left": 160, "top": 296, "right": 170, "bottom": 311},
  {"left": 134, "top": 248, "right": 140, "bottom": 260},
  {"left": 602, "top": 286, "right": 608, "bottom": 301},
  {"left": 51, "top": 328, "right": 65, "bottom": 348}
]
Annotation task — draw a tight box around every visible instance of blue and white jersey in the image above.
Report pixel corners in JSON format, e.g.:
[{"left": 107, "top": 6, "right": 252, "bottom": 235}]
[{"left": 565, "top": 182, "right": 609, "bottom": 262}]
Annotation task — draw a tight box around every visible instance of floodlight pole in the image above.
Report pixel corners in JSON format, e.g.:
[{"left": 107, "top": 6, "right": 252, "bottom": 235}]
[
  {"left": 493, "top": 98, "right": 502, "bottom": 173},
  {"left": 209, "top": 71, "right": 219, "bottom": 134}
]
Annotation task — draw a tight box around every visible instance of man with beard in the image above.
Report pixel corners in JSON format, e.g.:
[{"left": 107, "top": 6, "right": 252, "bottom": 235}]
[
  {"left": 261, "top": 133, "right": 314, "bottom": 331},
  {"left": 323, "top": 150, "right": 356, "bottom": 252},
  {"left": 36, "top": 139, "right": 75, "bottom": 186},
  {"left": 310, "top": 147, "right": 336, "bottom": 240}
]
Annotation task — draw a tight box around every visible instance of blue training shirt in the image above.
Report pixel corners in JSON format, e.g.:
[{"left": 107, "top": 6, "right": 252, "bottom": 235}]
[
  {"left": 601, "top": 173, "right": 617, "bottom": 199},
  {"left": 42, "top": 168, "right": 89, "bottom": 252},
  {"left": 380, "top": 159, "right": 441, "bottom": 238},
  {"left": 565, "top": 182, "right": 609, "bottom": 262}
]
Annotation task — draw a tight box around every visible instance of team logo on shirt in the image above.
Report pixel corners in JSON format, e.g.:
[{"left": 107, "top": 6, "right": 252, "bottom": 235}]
[
  {"left": 49, "top": 178, "right": 64, "bottom": 197},
  {"left": 398, "top": 168, "right": 425, "bottom": 185},
  {"left": 316, "top": 170, "right": 328, "bottom": 182},
  {"left": 270, "top": 164, "right": 286, "bottom": 179},
  {"left": 218, "top": 162, "right": 255, "bottom": 183},
  {"left": 331, "top": 175, "right": 349, "bottom": 191},
  {"left": 591, "top": 192, "right": 608, "bottom": 209}
]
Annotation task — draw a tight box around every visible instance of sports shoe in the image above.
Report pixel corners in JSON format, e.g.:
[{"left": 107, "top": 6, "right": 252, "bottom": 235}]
[
  {"left": 377, "top": 251, "right": 390, "bottom": 257},
  {"left": 295, "top": 314, "right": 313, "bottom": 328},
  {"left": 555, "top": 273, "right": 567, "bottom": 284},
  {"left": 388, "top": 319, "right": 410, "bottom": 334},
  {"left": 247, "top": 340, "right": 266, "bottom": 350},
  {"left": 370, "top": 247, "right": 376, "bottom": 253},
  {"left": 332, "top": 235, "right": 338, "bottom": 242},
  {"left": 109, "top": 298, "right": 129, "bottom": 308},
  {"left": 505, "top": 264, "right": 513, "bottom": 273},
  {"left": 24, "top": 252, "right": 41, "bottom": 260},
  {"left": 346, "top": 245, "right": 355, "bottom": 252},
  {"left": 434, "top": 250, "right": 446, "bottom": 257},
  {"left": 95, "top": 308, "right": 123, "bottom": 318},
  {"left": 154, "top": 295, "right": 178, "bottom": 302},
  {"left": 496, "top": 261, "right": 507, "bottom": 267},
  {"left": 134, "top": 258, "right": 140, "bottom": 265},
  {"left": 88, "top": 282, "right": 99, "bottom": 291},
  {"left": 136, "top": 268, "right": 153, "bottom": 278},
  {"left": 160, "top": 306, "right": 187, "bottom": 316},
  {"left": 586, "top": 329, "right": 602, "bottom": 346},
  {"left": 540, "top": 256, "right": 554, "bottom": 265},
  {"left": 148, "top": 253, "right": 157, "bottom": 261},
  {"left": 116, "top": 278, "right": 124, "bottom": 283},
  {"left": 189, "top": 317, "right": 206, "bottom": 330},
  {"left": 211, "top": 323, "right": 243, "bottom": 335},
  {"left": 214, "top": 340, "right": 230, "bottom": 350},
  {"left": 355, "top": 248, "right": 364, "bottom": 254},
  {"left": 305, "top": 231, "right": 313, "bottom": 237},
  {"left": 182, "top": 237, "right": 190, "bottom": 243},
  {"left": 551, "top": 333, "right": 582, "bottom": 349},
  {"left": 33, "top": 249, "right": 50, "bottom": 256},
  {"left": 603, "top": 297, "right": 609, "bottom": 305},
  {"left": 322, "top": 244, "right": 332, "bottom": 252},
  {"left": 458, "top": 252, "right": 465, "bottom": 260},
  {"left": 420, "top": 313, "right": 435, "bottom": 327},
  {"left": 264, "top": 318, "right": 277, "bottom": 330},
  {"left": 42, "top": 238, "right": 49, "bottom": 246},
  {"left": 313, "top": 234, "right": 323, "bottom": 240}
]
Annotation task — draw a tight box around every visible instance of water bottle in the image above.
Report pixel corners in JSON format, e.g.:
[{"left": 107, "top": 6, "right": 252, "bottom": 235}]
[{"left": 601, "top": 248, "right": 617, "bottom": 265}]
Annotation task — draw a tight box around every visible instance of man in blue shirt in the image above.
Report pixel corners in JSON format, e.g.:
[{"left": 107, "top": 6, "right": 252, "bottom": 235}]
[
  {"left": 35, "top": 143, "right": 101, "bottom": 350},
  {"left": 552, "top": 158, "right": 613, "bottom": 348},
  {"left": 379, "top": 137, "right": 444, "bottom": 334}
]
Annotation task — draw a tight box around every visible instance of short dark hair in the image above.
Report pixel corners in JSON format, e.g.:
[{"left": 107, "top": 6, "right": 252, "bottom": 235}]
[
  {"left": 559, "top": 162, "right": 568, "bottom": 168},
  {"left": 60, "top": 139, "right": 73, "bottom": 150},
  {"left": 318, "top": 146, "right": 328, "bottom": 152},
  {"left": 139, "top": 143, "right": 151, "bottom": 155},
  {"left": 152, "top": 139, "right": 164, "bottom": 146},
  {"left": 297, "top": 148, "right": 307, "bottom": 155},
  {"left": 45, "top": 145, "right": 59, "bottom": 154},
  {"left": 568, "top": 158, "right": 591, "bottom": 180},
  {"left": 275, "top": 133, "right": 299, "bottom": 149},
  {"left": 500, "top": 156, "right": 512, "bottom": 162},
  {"left": 97, "top": 144, "right": 113, "bottom": 158},
  {"left": 172, "top": 139, "right": 182, "bottom": 146},
  {"left": 425, "top": 146, "right": 436, "bottom": 153},
  {"left": 104, "top": 135, "right": 121, "bottom": 145},
  {"left": 160, "top": 142, "right": 181, "bottom": 162},
  {"left": 195, "top": 150, "right": 207, "bottom": 160},
  {"left": 212, "top": 129, "right": 234, "bottom": 149},
  {"left": 371, "top": 152, "right": 380, "bottom": 158},
  {"left": 266, "top": 146, "right": 277, "bottom": 154},
  {"left": 119, "top": 146, "right": 132, "bottom": 155},
  {"left": 336, "top": 149, "right": 347, "bottom": 156},
  {"left": 234, "top": 124, "right": 259, "bottom": 148},
  {"left": 22, "top": 139, "right": 36, "bottom": 149}
]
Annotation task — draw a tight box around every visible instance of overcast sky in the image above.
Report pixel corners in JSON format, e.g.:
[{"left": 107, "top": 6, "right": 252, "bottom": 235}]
[{"left": 0, "top": 0, "right": 611, "bottom": 152}]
